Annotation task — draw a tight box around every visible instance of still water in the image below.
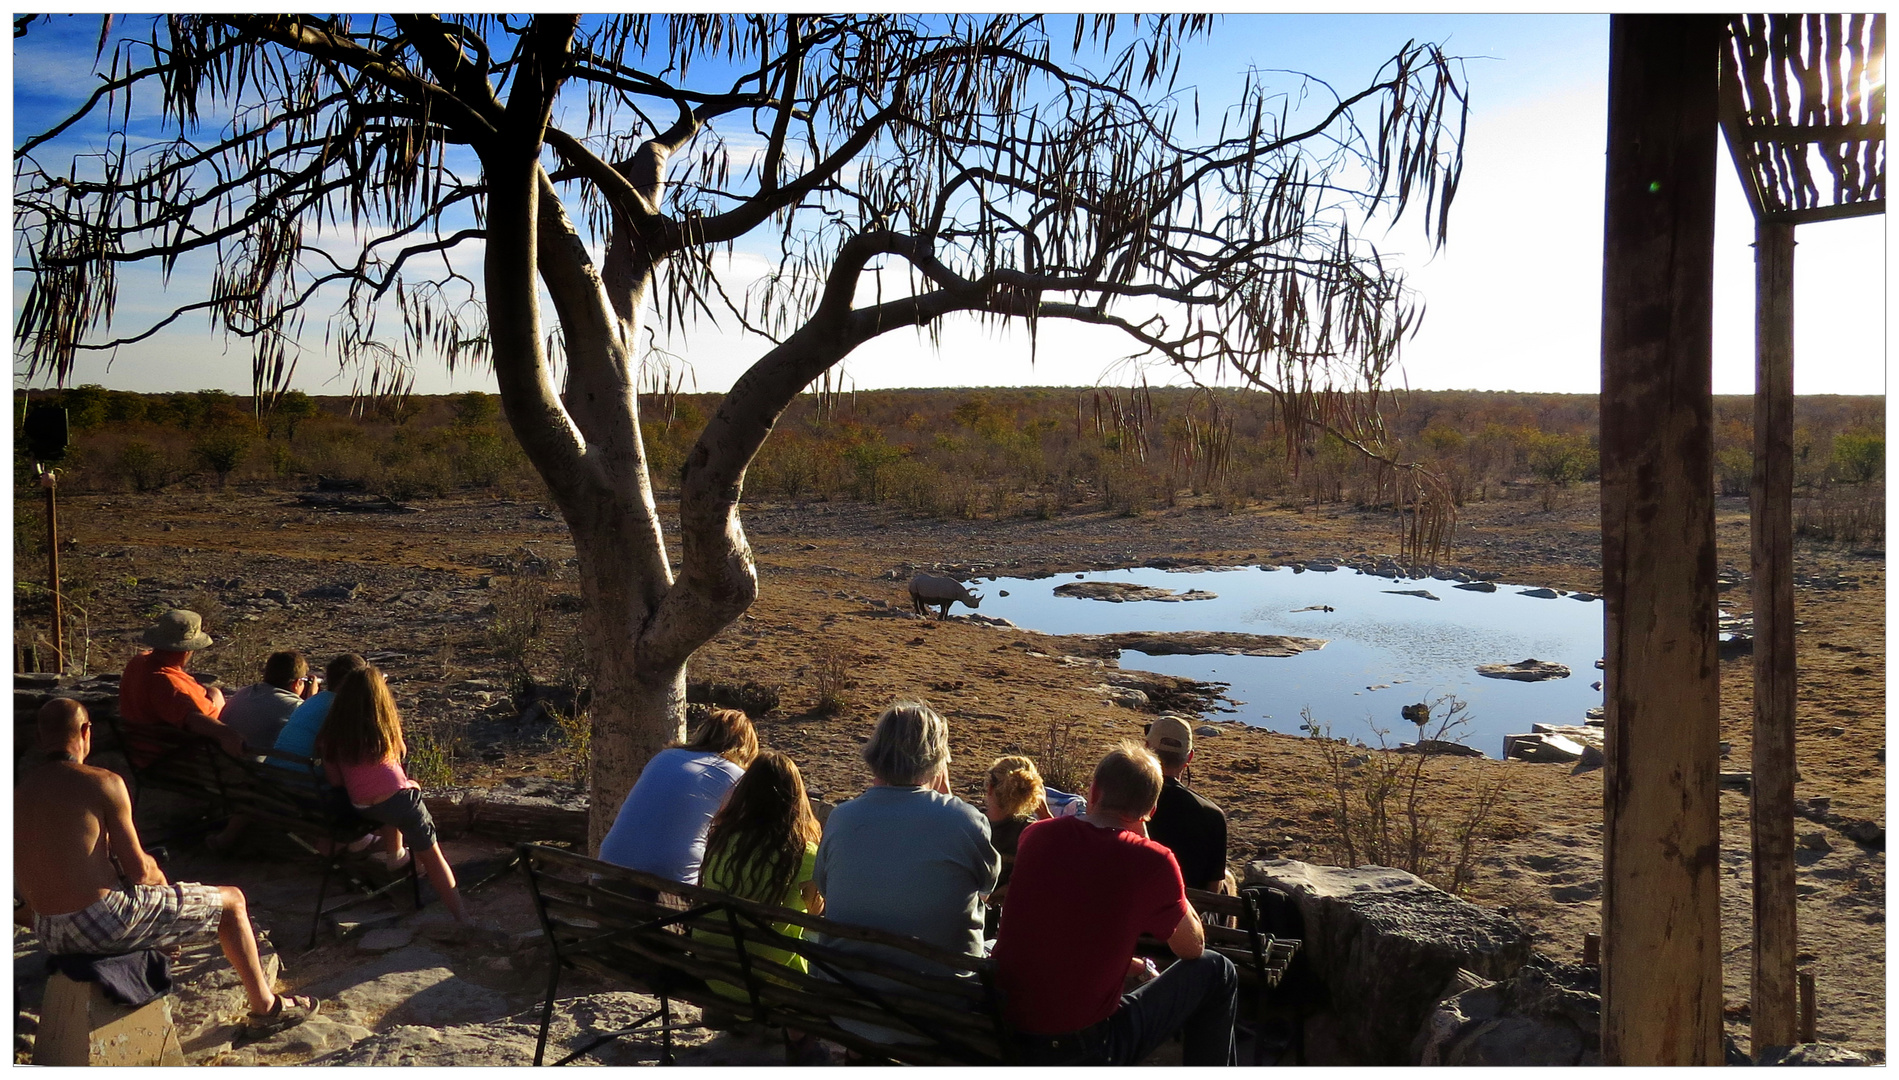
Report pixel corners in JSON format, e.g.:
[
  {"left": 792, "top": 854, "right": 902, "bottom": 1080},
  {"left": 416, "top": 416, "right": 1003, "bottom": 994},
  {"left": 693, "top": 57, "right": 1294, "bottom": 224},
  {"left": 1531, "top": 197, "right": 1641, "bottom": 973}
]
[{"left": 975, "top": 565, "right": 1605, "bottom": 758}]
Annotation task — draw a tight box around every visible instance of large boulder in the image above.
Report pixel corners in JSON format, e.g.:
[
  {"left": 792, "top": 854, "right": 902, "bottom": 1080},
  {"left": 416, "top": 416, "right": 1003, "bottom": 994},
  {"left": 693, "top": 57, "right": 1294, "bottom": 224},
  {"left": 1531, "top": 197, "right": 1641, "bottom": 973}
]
[
  {"left": 1414, "top": 958, "right": 1601, "bottom": 1066},
  {"left": 1243, "top": 860, "right": 1531, "bottom": 1065}
]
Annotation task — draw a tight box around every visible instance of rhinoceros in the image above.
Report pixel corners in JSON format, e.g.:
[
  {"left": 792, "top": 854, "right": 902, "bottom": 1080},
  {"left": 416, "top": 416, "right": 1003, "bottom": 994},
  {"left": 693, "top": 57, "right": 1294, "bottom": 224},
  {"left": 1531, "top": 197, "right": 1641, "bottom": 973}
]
[{"left": 908, "top": 572, "right": 983, "bottom": 619}]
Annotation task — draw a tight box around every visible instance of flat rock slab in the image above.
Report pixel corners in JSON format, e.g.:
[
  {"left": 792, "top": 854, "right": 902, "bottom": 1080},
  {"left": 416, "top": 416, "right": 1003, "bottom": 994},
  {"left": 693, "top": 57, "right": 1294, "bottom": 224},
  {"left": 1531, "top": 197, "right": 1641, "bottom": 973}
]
[
  {"left": 1243, "top": 860, "right": 1530, "bottom": 1066},
  {"left": 1454, "top": 581, "right": 1499, "bottom": 593},
  {"left": 1384, "top": 589, "right": 1441, "bottom": 601},
  {"left": 1053, "top": 581, "right": 1216, "bottom": 603},
  {"left": 1477, "top": 659, "right": 1571, "bottom": 682},
  {"left": 1503, "top": 733, "right": 1586, "bottom": 763},
  {"left": 211, "top": 1016, "right": 376, "bottom": 1065},
  {"left": 358, "top": 928, "right": 416, "bottom": 952},
  {"left": 313, "top": 992, "right": 728, "bottom": 1067},
  {"left": 302, "top": 944, "right": 509, "bottom": 1029},
  {"left": 1064, "top": 630, "right": 1325, "bottom": 659}
]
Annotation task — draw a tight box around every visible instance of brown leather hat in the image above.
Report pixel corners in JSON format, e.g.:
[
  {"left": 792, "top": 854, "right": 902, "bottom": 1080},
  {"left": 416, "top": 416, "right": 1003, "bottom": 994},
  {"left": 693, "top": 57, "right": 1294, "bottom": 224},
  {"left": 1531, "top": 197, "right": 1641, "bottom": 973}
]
[{"left": 140, "top": 609, "right": 213, "bottom": 652}]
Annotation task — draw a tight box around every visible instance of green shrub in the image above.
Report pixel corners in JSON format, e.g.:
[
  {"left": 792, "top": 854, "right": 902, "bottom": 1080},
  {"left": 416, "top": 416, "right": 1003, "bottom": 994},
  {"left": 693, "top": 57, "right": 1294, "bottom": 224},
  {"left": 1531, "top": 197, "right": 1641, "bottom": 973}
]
[
  {"left": 192, "top": 427, "right": 254, "bottom": 489},
  {"left": 117, "top": 440, "right": 177, "bottom": 492},
  {"left": 1832, "top": 431, "right": 1884, "bottom": 484}
]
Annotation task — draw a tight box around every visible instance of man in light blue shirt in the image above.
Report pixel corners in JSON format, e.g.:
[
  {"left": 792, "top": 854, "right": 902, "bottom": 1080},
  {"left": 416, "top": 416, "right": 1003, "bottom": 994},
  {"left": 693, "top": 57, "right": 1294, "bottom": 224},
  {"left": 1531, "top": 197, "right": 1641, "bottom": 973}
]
[{"left": 272, "top": 653, "right": 365, "bottom": 760}]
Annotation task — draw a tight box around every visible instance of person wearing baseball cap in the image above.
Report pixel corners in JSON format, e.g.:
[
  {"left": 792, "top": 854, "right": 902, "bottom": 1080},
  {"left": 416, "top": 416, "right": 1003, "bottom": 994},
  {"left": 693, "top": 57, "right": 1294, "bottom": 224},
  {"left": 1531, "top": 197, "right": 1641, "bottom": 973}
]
[
  {"left": 1144, "top": 715, "right": 1232, "bottom": 895},
  {"left": 118, "top": 609, "right": 246, "bottom": 763}
]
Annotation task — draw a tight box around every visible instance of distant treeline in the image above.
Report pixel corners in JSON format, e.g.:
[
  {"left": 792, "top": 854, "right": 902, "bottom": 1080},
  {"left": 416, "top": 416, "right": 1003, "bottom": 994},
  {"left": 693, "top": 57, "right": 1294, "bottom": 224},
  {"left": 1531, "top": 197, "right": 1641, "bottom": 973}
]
[{"left": 13, "top": 385, "right": 1884, "bottom": 530}]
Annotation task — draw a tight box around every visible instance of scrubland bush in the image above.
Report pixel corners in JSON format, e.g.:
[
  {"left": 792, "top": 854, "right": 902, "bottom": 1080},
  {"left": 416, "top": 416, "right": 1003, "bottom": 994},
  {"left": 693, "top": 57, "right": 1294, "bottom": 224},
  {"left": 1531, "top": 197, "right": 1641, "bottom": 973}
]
[
  {"left": 118, "top": 438, "right": 184, "bottom": 492},
  {"left": 192, "top": 425, "right": 255, "bottom": 489},
  {"left": 1310, "top": 698, "right": 1505, "bottom": 897},
  {"left": 1796, "top": 483, "right": 1884, "bottom": 545},
  {"left": 809, "top": 640, "right": 856, "bottom": 715},
  {"left": 14, "top": 387, "right": 1880, "bottom": 535},
  {"left": 1832, "top": 430, "right": 1884, "bottom": 483}
]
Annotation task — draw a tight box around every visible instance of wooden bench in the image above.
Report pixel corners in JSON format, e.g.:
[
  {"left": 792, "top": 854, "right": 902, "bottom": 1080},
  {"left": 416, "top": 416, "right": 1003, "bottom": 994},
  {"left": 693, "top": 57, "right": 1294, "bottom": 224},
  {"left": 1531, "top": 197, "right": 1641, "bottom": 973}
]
[
  {"left": 1137, "top": 885, "right": 1302, "bottom": 1065},
  {"left": 518, "top": 843, "right": 1017, "bottom": 1066},
  {"left": 228, "top": 748, "right": 425, "bottom": 948},
  {"left": 99, "top": 713, "right": 420, "bottom": 948},
  {"left": 989, "top": 851, "right": 1302, "bottom": 1063}
]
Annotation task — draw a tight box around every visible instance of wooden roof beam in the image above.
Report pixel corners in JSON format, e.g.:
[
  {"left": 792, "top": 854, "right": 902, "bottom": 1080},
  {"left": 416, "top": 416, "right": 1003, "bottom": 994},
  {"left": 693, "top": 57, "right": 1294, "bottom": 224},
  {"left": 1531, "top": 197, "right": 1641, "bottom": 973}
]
[
  {"left": 1761, "top": 198, "right": 1886, "bottom": 225},
  {"left": 1737, "top": 121, "right": 1885, "bottom": 144}
]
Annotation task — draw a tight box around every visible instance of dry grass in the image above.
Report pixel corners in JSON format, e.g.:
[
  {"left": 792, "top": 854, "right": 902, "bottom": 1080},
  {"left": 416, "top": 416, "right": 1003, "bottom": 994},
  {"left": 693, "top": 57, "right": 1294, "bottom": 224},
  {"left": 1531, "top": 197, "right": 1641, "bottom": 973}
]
[
  {"left": 1310, "top": 697, "right": 1508, "bottom": 896},
  {"left": 810, "top": 640, "right": 856, "bottom": 715}
]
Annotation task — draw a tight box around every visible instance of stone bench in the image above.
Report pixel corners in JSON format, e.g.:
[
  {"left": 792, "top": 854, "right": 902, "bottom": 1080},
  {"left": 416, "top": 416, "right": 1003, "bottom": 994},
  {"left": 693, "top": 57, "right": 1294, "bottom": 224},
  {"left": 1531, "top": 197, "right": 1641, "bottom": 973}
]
[{"left": 33, "top": 971, "right": 186, "bottom": 1066}]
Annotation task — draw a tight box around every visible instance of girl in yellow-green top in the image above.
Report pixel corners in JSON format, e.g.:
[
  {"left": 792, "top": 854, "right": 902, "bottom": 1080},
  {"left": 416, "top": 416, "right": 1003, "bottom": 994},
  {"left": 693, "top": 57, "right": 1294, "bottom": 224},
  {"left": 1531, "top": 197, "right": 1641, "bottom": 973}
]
[{"left": 692, "top": 749, "right": 827, "bottom": 1064}]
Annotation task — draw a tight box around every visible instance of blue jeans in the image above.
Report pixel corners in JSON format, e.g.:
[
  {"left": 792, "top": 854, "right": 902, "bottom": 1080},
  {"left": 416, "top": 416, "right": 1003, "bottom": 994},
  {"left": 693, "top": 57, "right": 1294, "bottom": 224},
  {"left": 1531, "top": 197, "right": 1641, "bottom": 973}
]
[{"left": 1015, "top": 951, "right": 1238, "bottom": 1066}]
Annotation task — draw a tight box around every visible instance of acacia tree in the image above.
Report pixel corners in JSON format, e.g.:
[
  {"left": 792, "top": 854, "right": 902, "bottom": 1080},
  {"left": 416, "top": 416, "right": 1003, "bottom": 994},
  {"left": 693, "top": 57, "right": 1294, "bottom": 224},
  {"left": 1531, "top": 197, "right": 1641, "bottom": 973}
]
[{"left": 15, "top": 15, "right": 1466, "bottom": 847}]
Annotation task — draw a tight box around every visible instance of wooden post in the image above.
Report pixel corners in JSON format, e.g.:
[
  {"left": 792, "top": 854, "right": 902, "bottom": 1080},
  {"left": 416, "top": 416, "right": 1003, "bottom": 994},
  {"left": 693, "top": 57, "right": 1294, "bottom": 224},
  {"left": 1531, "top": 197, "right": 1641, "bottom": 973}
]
[
  {"left": 1797, "top": 968, "right": 1816, "bottom": 1043},
  {"left": 44, "top": 469, "right": 65, "bottom": 674},
  {"left": 1598, "top": 14, "right": 1725, "bottom": 1067},
  {"left": 1750, "top": 219, "right": 1799, "bottom": 1050}
]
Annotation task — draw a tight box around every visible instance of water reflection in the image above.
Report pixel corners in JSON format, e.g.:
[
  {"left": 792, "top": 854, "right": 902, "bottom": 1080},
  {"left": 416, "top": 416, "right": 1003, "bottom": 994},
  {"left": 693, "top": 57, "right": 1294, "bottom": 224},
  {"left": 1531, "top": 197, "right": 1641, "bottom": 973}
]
[{"left": 976, "top": 565, "right": 1605, "bottom": 758}]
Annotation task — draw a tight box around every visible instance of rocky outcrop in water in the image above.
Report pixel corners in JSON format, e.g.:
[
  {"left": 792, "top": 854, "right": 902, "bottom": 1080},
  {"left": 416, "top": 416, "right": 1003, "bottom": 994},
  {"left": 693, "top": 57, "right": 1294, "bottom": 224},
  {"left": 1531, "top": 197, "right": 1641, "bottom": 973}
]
[
  {"left": 1476, "top": 659, "right": 1571, "bottom": 682},
  {"left": 1052, "top": 581, "right": 1216, "bottom": 603},
  {"left": 1062, "top": 630, "right": 1325, "bottom": 658}
]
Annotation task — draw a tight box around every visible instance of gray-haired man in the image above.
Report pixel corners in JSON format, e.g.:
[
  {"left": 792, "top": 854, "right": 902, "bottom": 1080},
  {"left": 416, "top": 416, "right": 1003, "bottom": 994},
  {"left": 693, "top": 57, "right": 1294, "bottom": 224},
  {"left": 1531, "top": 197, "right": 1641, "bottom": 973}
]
[{"left": 812, "top": 700, "right": 1000, "bottom": 1049}]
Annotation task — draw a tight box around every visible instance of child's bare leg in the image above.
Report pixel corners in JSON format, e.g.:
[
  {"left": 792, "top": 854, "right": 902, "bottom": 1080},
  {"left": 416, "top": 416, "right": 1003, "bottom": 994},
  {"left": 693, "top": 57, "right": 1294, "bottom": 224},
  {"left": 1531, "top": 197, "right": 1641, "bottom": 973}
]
[
  {"left": 414, "top": 843, "right": 465, "bottom": 921},
  {"left": 382, "top": 824, "right": 403, "bottom": 859}
]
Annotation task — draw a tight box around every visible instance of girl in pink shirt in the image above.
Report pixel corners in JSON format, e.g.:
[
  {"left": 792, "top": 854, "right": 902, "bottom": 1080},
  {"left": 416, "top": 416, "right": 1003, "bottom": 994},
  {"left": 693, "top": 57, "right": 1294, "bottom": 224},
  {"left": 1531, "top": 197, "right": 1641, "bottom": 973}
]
[{"left": 316, "top": 666, "right": 467, "bottom": 923}]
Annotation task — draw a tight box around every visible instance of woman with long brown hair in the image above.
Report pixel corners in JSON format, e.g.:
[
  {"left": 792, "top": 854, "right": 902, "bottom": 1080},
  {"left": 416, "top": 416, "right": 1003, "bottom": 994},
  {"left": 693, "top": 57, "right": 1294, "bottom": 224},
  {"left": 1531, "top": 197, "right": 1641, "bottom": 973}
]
[
  {"left": 315, "top": 666, "right": 467, "bottom": 923},
  {"left": 597, "top": 708, "right": 758, "bottom": 882},
  {"left": 691, "top": 749, "right": 826, "bottom": 1063}
]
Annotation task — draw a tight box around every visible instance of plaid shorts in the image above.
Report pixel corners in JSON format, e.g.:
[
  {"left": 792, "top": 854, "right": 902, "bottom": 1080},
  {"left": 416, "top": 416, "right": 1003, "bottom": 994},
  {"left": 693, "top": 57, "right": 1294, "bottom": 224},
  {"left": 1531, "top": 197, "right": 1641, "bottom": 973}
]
[{"left": 35, "top": 883, "right": 224, "bottom": 955}]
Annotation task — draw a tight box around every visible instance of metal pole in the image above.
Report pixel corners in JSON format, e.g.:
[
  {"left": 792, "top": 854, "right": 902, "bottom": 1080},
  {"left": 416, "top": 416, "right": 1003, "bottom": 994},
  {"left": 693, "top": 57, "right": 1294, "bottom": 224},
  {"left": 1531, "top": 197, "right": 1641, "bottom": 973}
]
[
  {"left": 1750, "top": 219, "right": 1799, "bottom": 1050},
  {"left": 44, "top": 469, "right": 65, "bottom": 674},
  {"left": 1598, "top": 14, "right": 1725, "bottom": 1066}
]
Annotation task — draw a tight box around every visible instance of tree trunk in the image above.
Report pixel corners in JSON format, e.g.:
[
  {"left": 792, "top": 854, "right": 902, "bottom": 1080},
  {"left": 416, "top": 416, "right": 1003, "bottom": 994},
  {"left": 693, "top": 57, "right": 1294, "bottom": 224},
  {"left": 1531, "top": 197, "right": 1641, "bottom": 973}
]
[{"left": 573, "top": 518, "right": 687, "bottom": 854}]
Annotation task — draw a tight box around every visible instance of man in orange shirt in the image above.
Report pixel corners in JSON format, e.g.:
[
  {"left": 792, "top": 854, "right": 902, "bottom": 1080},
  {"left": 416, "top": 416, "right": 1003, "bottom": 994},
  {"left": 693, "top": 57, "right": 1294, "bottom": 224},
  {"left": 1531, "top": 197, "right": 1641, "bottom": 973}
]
[{"left": 118, "top": 610, "right": 246, "bottom": 762}]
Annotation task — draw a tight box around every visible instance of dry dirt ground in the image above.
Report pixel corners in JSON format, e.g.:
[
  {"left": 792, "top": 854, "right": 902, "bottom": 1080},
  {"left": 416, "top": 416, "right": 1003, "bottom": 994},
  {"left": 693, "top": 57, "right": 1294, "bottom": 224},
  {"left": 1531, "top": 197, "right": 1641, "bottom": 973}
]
[{"left": 26, "top": 482, "right": 1885, "bottom": 1059}]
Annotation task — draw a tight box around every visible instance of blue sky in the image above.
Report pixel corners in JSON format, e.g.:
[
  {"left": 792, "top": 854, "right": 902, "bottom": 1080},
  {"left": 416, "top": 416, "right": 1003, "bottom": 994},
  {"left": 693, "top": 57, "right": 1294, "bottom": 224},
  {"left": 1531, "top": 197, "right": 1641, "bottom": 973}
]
[{"left": 11, "top": 14, "right": 1886, "bottom": 397}]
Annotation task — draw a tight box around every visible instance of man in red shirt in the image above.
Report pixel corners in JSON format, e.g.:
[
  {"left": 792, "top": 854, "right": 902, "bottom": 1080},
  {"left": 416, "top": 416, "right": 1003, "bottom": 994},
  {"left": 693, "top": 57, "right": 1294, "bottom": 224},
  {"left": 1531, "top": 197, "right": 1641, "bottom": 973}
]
[
  {"left": 119, "top": 610, "right": 245, "bottom": 763},
  {"left": 992, "top": 742, "right": 1238, "bottom": 1066}
]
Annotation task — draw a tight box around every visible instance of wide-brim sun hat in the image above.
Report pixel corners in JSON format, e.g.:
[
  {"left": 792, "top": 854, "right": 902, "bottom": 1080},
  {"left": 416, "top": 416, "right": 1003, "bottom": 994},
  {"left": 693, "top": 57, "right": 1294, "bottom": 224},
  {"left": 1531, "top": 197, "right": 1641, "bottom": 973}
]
[{"left": 141, "top": 609, "right": 214, "bottom": 652}]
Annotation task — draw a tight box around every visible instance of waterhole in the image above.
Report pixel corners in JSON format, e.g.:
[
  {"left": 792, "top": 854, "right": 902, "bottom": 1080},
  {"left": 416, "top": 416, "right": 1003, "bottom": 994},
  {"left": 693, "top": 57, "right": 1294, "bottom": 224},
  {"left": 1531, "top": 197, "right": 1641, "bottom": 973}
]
[{"left": 976, "top": 564, "right": 1605, "bottom": 757}]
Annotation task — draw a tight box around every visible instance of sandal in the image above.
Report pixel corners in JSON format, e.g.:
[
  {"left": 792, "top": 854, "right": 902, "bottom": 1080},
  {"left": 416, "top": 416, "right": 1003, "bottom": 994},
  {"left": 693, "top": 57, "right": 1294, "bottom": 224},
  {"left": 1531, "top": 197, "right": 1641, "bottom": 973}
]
[
  {"left": 241, "top": 993, "right": 318, "bottom": 1040},
  {"left": 345, "top": 832, "right": 380, "bottom": 854},
  {"left": 369, "top": 850, "right": 412, "bottom": 871}
]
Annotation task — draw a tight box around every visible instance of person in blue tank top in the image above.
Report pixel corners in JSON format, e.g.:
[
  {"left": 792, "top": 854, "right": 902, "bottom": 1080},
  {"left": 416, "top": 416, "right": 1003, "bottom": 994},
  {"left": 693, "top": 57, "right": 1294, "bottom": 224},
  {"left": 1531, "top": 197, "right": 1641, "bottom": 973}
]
[
  {"left": 597, "top": 708, "right": 758, "bottom": 882},
  {"left": 272, "top": 653, "right": 366, "bottom": 762}
]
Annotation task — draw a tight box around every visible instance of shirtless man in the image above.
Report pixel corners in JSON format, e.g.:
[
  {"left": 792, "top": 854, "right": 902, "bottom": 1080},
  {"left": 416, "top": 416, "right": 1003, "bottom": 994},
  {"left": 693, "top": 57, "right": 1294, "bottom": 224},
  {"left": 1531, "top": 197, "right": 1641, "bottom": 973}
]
[{"left": 16, "top": 699, "right": 314, "bottom": 1031}]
